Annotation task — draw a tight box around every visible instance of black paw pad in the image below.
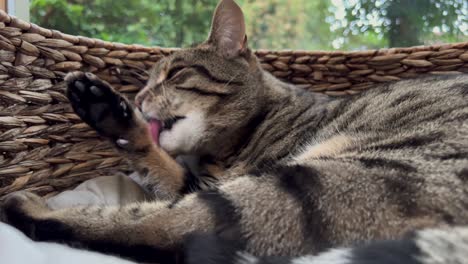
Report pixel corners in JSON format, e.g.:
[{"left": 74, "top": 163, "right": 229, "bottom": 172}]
[{"left": 65, "top": 72, "right": 134, "bottom": 138}]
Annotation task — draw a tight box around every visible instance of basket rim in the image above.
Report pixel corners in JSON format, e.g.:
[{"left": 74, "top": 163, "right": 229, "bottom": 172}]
[{"left": 1, "top": 10, "right": 467, "bottom": 56}]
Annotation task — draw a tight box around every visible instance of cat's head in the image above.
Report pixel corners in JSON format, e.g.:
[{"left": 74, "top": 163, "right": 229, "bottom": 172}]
[{"left": 135, "top": 0, "right": 271, "bottom": 156}]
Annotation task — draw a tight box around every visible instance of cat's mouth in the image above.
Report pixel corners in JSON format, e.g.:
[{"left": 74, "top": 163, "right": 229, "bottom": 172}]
[{"left": 146, "top": 116, "right": 185, "bottom": 145}]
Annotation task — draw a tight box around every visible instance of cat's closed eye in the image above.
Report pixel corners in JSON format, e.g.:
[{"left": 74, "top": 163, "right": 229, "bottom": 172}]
[{"left": 166, "top": 66, "right": 186, "bottom": 80}]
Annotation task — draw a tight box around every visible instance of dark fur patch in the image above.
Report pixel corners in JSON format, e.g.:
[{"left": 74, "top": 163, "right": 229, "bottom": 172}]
[
  {"left": 249, "top": 158, "right": 279, "bottom": 177},
  {"left": 228, "top": 108, "right": 270, "bottom": 165},
  {"left": 445, "top": 112, "right": 468, "bottom": 123},
  {"left": 130, "top": 206, "right": 140, "bottom": 214},
  {"left": 33, "top": 219, "right": 77, "bottom": 242},
  {"left": 179, "top": 156, "right": 219, "bottom": 194},
  {"left": 440, "top": 211, "right": 455, "bottom": 224},
  {"left": 85, "top": 240, "right": 180, "bottom": 263},
  {"left": 383, "top": 174, "right": 424, "bottom": 216},
  {"left": 6, "top": 210, "right": 178, "bottom": 263},
  {"left": 248, "top": 122, "right": 304, "bottom": 163},
  {"left": 321, "top": 98, "right": 353, "bottom": 127},
  {"left": 293, "top": 107, "right": 328, "bottom": 132},
  {"left": 242, "top": 102, "right": 316, "bottom": 166},
  {"left": 184, "top": 233, "right": 291, "bottom": 264},
  {"left": 183, "top": 233, "right": 242, "bottom": 264},
  {"left": 275, "top": 164, "right": 331, "bottom": 252},
  {"left": 457, "top": 168, "right": 468, "bottom": 182},
  {"left": 417, "top": 110, "right": 449, "bottom": 123},
  {"left": 128, "top": 206, "right": 145, "bottom": 220},
  {"left": 338, "top": 103, "right": 368, "bottom": 130},
  {"left": 447, "top": 82, "right": 468, "bottom": 96},
  {"left": 438, "top": 152, "right": 468, "bottom": 160},
  {"left": 180, "top": 165, "right": 201, "bottom": 194},
  {"left": 95, "top": 207, "right": 104, "bottom": 217},
  {"left": 197, "top": 189, "right": 245, "bottom": 245},
  {"left": 386, "top": 99, "right": 439, "bottom": 127},
  {"left": 389, "top": 91, "right": 420, "bottom": 107},
  {"left": 281, "top": 108, "right": 330, "bottom": 161},
  {"left": 257, "top": 257, "right": 293, "bottom": 264},
  {"left": 350, "top": 238, "right": 421, "bottom": 264},
  {"left": 66, "top": 226, "right": 179, "bottom": 263},
  {"left": 373, "top": 132, "right": 443, "bottom": 150},
  {"left": 358, "top": 157, "right": 417, "bottom": 172}
]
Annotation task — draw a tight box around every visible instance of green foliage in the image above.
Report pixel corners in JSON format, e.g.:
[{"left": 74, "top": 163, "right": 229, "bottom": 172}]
[
  {"left": 236, "top": 0, "right": 335, "bottom": 50},
  {"left": 336, "top": 0, "right": 468, "bottom": 47},
  {"left": 30, "top": 0, "right": 468, "bottom": 50},
  {"left": 30, "top": 0, "right": 217, "bottom": 47}
]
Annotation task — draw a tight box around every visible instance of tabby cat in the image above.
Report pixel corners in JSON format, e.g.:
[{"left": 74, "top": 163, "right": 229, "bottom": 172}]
[{"left": 1, "top": 0, "right": 467, "bottom": 263}]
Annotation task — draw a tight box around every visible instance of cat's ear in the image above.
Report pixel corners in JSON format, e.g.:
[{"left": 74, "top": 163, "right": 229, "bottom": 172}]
[{"left": 207, "top": 0, "right": 248, "bottom": 58}]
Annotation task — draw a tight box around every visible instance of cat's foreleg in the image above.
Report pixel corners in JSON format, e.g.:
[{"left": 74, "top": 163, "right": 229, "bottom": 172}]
[
  {"left": 65, "top": 72, "right": 185, "bottom": 200},
  {"left": 0, "top": 191, "right": 201, "bottom": 262},
  {"left": 0, "top": 171, "right": 307, "bottom": 262}
]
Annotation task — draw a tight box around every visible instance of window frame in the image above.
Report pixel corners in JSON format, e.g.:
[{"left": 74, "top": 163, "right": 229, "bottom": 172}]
[{"left": 2, "top": 0, "right": 30, "bottom": 22}]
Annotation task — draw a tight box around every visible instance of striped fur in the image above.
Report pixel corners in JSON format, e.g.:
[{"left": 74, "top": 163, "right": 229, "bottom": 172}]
[
  {"left": 1, "top": 0, "right": 467, "bottom": 263},
  {"left": 185, "top": 227, "right": 468, "bottom": 264}
]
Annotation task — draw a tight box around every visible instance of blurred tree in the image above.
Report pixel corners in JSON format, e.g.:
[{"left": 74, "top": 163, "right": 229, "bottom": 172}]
[
  {"left": 237, "top": 0, "right": 335, "bottom": 50},
  {"left": 30, "top": 0, "right": 467, "bottom": 50},
  {"left": 30, "top": 0, "right": 335, "bottom": 50},
  {"left": 30, "top": 0, "right": 217, "bottom": 47},
  {"left": 339, "top": 0, "right": 468, "bottom": 47}
]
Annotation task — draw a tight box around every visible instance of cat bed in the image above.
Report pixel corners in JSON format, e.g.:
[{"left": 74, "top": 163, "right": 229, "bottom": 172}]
[{"left": 0, "top": 10, "right": 468, "bottom": 198}]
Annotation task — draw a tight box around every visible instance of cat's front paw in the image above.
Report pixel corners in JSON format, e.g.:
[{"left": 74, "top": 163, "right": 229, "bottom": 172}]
[
  {"left": 1, "top": 191, "right": 76, "bottom": 242},
  {"left": 0, "top": 191, "right": 51, "bottom": 238},
  {"left": 65, "top": 72, "right": 136, "bottom": 140}
]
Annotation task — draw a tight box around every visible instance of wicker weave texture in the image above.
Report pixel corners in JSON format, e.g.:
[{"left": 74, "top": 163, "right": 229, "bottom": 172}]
[{"left": 1, "top": 11, "right": 468, "bottom": 197}]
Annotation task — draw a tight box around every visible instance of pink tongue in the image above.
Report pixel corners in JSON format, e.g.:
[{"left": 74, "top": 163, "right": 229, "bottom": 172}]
[{"left": 149, "top": 120, "right": 162, "bottom": 145}]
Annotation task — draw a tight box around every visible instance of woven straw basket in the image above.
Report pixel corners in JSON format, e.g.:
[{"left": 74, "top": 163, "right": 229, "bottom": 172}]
[{"left": 0, "top": 10, "right": 467, "bottom": 199}]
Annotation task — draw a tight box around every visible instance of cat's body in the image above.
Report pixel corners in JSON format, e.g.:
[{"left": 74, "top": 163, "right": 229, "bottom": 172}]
[{"left": 1, "top": 0, "right": 467, "bottom": 263}]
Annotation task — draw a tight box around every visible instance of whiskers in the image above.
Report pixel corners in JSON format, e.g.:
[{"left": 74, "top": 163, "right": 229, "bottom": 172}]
[
  {"left": 222, "top": 72, "right": 242, "bottom": 91},
  {"left": 161, "top": 81, "right": 168, "bottom": 99}
]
